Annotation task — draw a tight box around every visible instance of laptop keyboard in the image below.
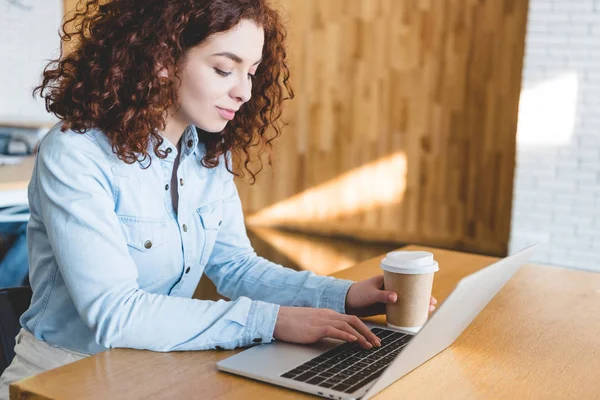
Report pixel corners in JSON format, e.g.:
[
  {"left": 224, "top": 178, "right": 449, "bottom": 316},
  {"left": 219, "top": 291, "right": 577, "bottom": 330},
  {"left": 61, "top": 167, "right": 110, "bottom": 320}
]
[{"left": 280, "top": 327, "right": 413, "bottom": 394}]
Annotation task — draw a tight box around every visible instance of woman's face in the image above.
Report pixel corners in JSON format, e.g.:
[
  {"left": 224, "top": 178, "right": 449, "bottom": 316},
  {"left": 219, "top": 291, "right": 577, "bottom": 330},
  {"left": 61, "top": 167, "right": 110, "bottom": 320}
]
[{"left": 175, "top": 19, "right": 265, "bottom": 133}]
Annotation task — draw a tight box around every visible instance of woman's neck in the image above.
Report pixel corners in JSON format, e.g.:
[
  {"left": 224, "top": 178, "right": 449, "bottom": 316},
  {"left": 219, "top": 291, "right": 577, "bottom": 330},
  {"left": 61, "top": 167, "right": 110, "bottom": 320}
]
[{"left": 162, "top": 111, "right": 189, "bottom": 147}]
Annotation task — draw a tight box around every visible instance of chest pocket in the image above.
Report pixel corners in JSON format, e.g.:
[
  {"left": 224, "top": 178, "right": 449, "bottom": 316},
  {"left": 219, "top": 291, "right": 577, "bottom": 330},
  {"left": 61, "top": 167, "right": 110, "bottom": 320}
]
[
  {"left": 118, "top": 216, "right": 169, "bottom": 287},
  {"left": 197, "top": 202, "right": 223, "bottom": 265}
]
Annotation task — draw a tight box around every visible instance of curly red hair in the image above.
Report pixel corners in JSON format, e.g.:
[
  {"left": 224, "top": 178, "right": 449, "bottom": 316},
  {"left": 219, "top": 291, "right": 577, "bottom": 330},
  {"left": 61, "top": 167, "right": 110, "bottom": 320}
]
[{"left": 35, "top": 0, "right": 293, "bottom": 182}]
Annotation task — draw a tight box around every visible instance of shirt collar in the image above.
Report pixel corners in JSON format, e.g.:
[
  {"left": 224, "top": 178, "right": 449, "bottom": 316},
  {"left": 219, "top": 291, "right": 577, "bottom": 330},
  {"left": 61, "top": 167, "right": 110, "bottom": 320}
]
[
  {"left": 155, "top": 125, "right": 199, "bottom": 160},
  {"left": 182, "top": 125, "right": 199, "bottom": 155}
]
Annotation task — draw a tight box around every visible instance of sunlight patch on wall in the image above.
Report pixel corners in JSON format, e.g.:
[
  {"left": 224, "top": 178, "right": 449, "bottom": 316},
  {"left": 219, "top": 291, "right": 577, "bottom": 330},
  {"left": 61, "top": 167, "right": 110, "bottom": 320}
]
[
  {"left": 247, "top": 152, "right": 407, "bottom": 226},
  {"left": 517, "top": 72, "right": 578, "bottom": 146}
]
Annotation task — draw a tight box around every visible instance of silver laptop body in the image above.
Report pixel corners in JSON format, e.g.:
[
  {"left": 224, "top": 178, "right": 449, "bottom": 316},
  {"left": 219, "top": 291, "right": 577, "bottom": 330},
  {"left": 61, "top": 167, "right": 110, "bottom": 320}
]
[{"left": 217, "top": 245, "right": 537, "bottom": 399}]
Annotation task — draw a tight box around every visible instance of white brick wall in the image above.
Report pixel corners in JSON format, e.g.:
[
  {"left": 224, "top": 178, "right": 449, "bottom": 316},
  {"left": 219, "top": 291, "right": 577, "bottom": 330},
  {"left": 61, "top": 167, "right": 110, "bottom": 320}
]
[{"left": 509, "top": 0, "right": 600, "bottom": 272}]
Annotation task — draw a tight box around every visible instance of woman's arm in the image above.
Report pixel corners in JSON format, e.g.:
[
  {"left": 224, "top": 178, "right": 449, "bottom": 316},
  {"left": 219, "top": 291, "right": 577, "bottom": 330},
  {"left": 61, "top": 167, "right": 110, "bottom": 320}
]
[
  {"left": 203, "top": 174, "right": 354, "bottom": 313},
  {"left": 34, "top": 129, "right": 278, "bottom": 351}
]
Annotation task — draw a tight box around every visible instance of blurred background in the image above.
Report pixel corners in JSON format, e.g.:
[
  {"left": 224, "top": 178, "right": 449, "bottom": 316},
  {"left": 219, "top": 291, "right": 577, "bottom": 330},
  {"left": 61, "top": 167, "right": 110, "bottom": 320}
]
[{"left": 1, "top": 0, "right": 599, "bottom": 287}]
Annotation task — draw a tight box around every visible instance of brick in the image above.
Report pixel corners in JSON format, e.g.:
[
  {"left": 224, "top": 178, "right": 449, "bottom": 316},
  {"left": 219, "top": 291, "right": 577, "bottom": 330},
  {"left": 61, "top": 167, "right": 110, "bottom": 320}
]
[
  {"left": 576, "top": 226, "right": 600, "bottom": 237},
  {"left": 528, "top": 12, "right": 571, "bottom": 24},
  {"left": 577, "top": 185, "right": 600, "bottom": 196},
  {"left": 570, "top": 196, "right": 597, "bottom": 207},
  {"left": 529, "top": 1, "right": 553, "bottom": 12},
  {"left": 553, "top": 214, "right": 594, "bottom": 227},
  {"left": 540, "top": 180, "right": 578, "bottom": 192},
  {"left": 579, "top": 161, "right": 600, "bottom": 173},
  {"left": 570, "top": 13, "right": 600, "bottom": 23},
  {"left": 577, "top": 134, "right": 600, "bottom": 147},
  {"left": 526, "top": 34, "right": 569, "bottom": 45},
  {"left": 553, "top": 1, "right": 594, "bottom": 12}
]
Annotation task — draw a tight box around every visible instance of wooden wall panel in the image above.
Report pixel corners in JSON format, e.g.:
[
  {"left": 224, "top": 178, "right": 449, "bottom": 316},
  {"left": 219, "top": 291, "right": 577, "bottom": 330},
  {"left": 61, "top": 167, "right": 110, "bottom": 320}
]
[
  {"left": 238, "top": 0, "right": 529, "bottom": 256},
  {"left": 61, "top": 0, "right": 529, "bottom": 257}
]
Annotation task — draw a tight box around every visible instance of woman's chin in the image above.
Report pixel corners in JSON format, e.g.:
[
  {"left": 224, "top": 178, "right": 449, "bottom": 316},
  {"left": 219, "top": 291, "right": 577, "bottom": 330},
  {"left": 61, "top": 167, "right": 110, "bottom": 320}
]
[{"left": 195, "top": 120, "right": 228, "bottom": 134}]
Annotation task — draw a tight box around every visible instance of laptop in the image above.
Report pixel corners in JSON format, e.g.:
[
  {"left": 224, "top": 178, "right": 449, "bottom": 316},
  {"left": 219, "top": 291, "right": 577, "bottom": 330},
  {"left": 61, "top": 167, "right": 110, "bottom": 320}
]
[{"left": 217, "top": 245, "right": 537, "bottom": 399}]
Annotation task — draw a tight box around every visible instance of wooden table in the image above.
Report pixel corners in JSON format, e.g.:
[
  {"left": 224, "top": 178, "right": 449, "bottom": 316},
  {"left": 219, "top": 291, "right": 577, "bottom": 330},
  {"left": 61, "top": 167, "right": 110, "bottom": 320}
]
[
  {"left": 0, "top": 156, "right": 34, "bottom": 207},
  {"left": 10, "top": 245, "right": 600, "bottom": 399}
]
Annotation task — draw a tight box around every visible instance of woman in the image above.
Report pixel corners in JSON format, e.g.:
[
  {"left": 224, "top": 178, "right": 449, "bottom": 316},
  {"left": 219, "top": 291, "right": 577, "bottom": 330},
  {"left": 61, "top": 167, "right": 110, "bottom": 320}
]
[{"left": 0, "top": 0, "right": 436, "bottom": 396}]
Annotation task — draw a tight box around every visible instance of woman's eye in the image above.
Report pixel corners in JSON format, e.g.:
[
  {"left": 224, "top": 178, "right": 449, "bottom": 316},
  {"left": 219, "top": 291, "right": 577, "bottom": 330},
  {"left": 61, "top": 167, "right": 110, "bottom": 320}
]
[{"left": 214, "top": 68, "right": 232, "bottom": 77}]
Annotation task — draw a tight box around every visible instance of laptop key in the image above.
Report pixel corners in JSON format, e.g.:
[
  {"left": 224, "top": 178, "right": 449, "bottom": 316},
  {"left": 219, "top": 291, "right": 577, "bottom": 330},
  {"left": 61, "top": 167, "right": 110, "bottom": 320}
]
[
  {"left": 307, "top": 376, "right": 326, "bottom": 385},
  {"left": 281, "top": 372, "right": 296, "bottom": 379},
  {"left": 331, "top": 383, "right": 352, "bottom": 392},
  {"left": 292, "top": 372, "right": 316, "bottom": 382},
  {"left": 346, "top": 378, "right": 376, "bottom": 394},
  {"left": 318, "top": 381, "right": 336, "bottom": 389},
  {"left": 326, "top": 376, "right": 344, "bottom": 384},
  {"left": 288, "top": 366, "right": 308, "bottom": 374}
]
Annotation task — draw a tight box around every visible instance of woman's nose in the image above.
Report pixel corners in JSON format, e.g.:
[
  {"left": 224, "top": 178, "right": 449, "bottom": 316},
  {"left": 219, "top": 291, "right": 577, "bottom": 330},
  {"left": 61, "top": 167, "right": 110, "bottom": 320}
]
[{"left": 230, "top": 76, "right": 252, "bottom": 103}]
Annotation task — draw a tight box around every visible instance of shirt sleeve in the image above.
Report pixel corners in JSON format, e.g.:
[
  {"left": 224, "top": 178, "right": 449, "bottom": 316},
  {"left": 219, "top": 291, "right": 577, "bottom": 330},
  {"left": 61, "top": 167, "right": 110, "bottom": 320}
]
[
  {"left": 34, "top": 131, "right": 278, "bottom": 351},
  {"left": 203, "top": 172, "right": 355, "bottom": 314}
]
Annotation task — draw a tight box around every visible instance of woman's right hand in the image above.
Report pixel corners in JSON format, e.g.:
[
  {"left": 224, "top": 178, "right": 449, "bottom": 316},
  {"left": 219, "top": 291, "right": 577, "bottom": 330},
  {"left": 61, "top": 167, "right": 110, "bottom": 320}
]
[{"left": 273, "top": 306, "right": 381, "bottom": 349}]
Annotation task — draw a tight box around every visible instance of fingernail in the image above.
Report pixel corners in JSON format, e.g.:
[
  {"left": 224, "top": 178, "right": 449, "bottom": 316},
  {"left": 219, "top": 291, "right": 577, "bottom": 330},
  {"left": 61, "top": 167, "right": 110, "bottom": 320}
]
[
  {"left": 389, "top": 294, "right": 397, "bottom": 302},
  {"left": 375, "top": 340, "right": 381, "bottom": 347},
  {"left": 350, "top": 335, "right": 358, "bottom": 341},
  {"left": 429, "top": 306, "right": 435, "bottom": 312},
  {"left": 366, "top": 343, "right": 373, "bottom": 349}
]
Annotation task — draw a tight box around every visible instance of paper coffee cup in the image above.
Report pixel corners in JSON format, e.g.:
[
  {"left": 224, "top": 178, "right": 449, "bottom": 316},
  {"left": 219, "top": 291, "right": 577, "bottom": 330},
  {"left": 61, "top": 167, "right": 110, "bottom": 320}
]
[{"left": 380, "top": 251, "right": 439, "bottom": 334}]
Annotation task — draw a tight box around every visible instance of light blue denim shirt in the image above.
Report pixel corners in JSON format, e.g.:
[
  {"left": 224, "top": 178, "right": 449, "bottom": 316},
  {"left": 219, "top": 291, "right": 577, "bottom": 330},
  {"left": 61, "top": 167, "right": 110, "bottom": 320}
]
[{"left": 20, "top": 123, "right": 354, "bottom": 355}]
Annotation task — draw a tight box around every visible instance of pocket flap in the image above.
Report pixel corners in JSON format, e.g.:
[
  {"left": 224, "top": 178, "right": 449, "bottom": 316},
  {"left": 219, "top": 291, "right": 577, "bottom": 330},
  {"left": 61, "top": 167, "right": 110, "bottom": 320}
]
[
  {"left": 197, "top": 203, "right": 222, "bottom": 230},
  {"left": 118, "top": 216, "right": 168, "bottom": 251}
]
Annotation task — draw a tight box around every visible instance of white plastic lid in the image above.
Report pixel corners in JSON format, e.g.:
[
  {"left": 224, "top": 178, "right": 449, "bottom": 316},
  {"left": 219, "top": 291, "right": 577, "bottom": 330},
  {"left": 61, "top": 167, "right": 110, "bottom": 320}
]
[{"left": 380, "top": 251, "right": 439, "bottom": 274}]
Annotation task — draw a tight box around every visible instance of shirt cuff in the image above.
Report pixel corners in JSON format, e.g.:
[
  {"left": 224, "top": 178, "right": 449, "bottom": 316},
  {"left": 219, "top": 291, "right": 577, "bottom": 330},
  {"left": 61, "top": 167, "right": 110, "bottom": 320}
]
[
  {"left": 244, "top": 300, "right": 280, "bottom": 346},
  {"left": 320, "top": 278, "right": 355, "bottom": 314}
]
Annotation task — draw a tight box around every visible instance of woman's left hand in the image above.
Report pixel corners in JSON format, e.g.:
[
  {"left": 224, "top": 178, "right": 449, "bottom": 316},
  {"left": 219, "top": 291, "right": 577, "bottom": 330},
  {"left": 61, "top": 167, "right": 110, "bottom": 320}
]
[{"left": 345, "top": 275, "right": 437, "bottom": 317}]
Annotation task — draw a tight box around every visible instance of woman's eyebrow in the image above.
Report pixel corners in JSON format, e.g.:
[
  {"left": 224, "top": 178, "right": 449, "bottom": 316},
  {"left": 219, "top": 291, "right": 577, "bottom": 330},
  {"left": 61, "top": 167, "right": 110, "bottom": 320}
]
[{"left": 211, "top": 52, "right": 262, "bottom": 66}]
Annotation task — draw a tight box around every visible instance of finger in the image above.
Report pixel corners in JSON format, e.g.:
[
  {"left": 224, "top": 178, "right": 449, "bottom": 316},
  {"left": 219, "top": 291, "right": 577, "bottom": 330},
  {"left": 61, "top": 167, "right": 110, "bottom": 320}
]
[
  {"left": 344, "top": 315, "right": 380, "bottom": 348},
  {"left": 430, "top": 297, "right": 438, "bottom": 305},
  {"left": 380, "top": 291, "right": 397, "bottom": 304},
  {"left": 429, "top": 305, "right": 436, "bottom": 312},
  {"left": 321, "top": 326, "right": 359, "bottom": 343},
  {"left": 330, "top": 321, "right": 369, "bottom": 349},
  {"left": 373, "top": 274, "right": 385, "bottom": 288}
]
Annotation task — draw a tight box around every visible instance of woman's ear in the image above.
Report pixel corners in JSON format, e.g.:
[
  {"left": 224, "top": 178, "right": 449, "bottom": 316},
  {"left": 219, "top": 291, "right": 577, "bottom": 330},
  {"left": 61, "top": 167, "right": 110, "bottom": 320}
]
[{"left": 157, "top": 67, "right": 169, "bottom": 78}]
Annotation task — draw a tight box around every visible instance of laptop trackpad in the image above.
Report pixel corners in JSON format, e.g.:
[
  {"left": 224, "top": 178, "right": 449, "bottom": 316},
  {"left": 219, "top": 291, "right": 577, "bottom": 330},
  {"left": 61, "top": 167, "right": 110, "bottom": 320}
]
[{"left": 218, "top": 338, "right": 343, "bottom": 378}]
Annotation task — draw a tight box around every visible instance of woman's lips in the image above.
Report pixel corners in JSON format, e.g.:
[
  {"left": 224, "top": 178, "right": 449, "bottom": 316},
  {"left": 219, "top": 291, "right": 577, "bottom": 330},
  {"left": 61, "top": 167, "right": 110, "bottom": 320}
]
[{"left": 216, "top": 107, "right": 236, "bottom": 120}]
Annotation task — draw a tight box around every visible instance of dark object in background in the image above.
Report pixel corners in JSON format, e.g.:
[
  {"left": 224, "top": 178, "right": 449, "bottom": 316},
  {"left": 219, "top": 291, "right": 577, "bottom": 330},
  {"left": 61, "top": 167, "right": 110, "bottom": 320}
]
[
  {"left": 0, "top": 206, "right": 29, "bottom": 288},
  {"left": 0, "top": 286, "right": 33, "bottom": 375},
  {"left": 0, "top": 127, "right": 43, "bottom": 156}
]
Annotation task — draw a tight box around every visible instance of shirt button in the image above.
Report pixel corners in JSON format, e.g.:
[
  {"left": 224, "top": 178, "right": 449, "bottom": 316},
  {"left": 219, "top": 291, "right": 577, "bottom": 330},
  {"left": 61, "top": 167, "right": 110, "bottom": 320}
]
[
  {"left": 166, "top": 147, "right": 172, "bottom": 154},
  {"left": 187, "top": 139, "right": 193, "bottom": 148},
  {"left": 182, "top": 224, "right": 187, "bottom": 232},
  {"left": 253, "top": 338, "right": 262, "bottom": 343},
  {"left": 179, "top": 178, "right": 184, "bottom": 186},
  {"left": 165, "top": 184, "right": 169, "bottom": 191},
  {"left": 144, "top": 240, "right": 152, "bottom": 249},
  {"left": 185, "top": 266, "right": 191, "bottom": 274}
]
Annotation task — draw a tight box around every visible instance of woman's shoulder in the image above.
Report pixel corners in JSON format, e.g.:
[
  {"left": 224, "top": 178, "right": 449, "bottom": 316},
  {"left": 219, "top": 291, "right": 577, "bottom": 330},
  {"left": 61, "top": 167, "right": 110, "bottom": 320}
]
[{"left": 38, "top": 122, "right": 113, "bottom": 161}]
